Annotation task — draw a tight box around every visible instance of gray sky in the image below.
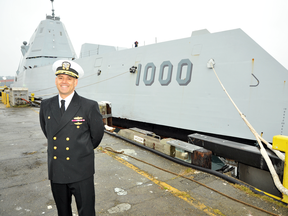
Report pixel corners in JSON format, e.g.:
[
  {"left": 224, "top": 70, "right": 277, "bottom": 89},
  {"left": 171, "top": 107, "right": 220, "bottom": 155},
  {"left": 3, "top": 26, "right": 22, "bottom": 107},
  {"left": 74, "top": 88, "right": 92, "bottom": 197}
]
[{"left": 0, "top": 0, "right": 287, "bottom": 76}]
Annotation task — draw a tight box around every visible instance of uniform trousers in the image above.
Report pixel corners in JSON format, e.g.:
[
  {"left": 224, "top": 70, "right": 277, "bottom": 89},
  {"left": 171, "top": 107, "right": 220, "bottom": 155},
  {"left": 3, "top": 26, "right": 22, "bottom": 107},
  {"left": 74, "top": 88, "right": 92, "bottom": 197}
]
[{"left": 50, "top": 176, "right": 95, "bottom": 216}]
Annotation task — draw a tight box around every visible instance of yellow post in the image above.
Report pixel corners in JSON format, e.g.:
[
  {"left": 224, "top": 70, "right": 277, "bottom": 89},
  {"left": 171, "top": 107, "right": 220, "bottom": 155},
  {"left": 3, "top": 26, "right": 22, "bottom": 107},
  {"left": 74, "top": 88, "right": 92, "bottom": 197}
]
[
  {"left": 6, "top": 94, "right": 10, "bottom": 108},
  {"left": 3, "top": 92, "right": 6, "bottom": 104},
  {"left": 272, "top": 135, "right": 288, "bottom": 203},
  {"left": 31, "top": 93, "right": 35, "bottom": 102}
]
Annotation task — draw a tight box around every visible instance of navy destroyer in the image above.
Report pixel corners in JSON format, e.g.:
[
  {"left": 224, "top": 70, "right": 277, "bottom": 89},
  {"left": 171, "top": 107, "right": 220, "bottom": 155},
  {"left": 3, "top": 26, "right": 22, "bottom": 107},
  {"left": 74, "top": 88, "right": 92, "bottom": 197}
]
[{"left": 12, "top": 0, "right": 288, "bottom": 144}]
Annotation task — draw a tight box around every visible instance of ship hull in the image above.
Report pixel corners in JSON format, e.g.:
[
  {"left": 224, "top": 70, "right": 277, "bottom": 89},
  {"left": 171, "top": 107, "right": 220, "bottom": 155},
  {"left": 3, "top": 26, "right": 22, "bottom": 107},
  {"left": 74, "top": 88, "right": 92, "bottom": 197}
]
[{"left": 13, "top": 29, "right": 288, "bottom": 143}]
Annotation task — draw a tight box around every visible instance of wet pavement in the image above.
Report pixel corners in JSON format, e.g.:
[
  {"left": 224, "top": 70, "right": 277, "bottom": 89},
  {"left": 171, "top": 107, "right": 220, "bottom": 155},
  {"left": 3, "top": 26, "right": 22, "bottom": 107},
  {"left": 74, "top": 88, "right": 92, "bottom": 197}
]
[{"left": 0, "top": 102, "right": 288, "bottom": 216}]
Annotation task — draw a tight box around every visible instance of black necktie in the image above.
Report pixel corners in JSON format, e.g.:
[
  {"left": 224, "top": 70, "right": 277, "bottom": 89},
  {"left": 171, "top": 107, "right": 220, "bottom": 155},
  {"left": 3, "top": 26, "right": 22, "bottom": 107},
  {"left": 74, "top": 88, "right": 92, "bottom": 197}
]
[{"left": 60, "top": 100, "right": 65, "bottom": 116}]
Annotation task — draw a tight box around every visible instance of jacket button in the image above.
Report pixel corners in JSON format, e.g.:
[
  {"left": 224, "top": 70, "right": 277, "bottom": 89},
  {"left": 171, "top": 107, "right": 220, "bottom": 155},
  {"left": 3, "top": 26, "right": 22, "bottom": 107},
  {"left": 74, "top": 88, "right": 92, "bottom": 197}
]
[
  {"left": 77, "top": 126, "right": 80, "bottom": 129},
  {"left": 54, "top": 146, "right": 57, "bottom": 150},
  {"left": 48, "top": 116, "right": 50, "bottom": 119},
  {"left": 54, "top": 156, "right": 57, "bottom": 159},
  {"left": 66, "top": 157, "right": 70, "bottom": 160},
  {"left": 66, "top": 147, "right": 69, "bottom": 150},
  {"left": 53, "top": 137, "right": 57, "bottom": 140},
  {"left": 66, "top": 137, "right": 70, "bottom": 141}
]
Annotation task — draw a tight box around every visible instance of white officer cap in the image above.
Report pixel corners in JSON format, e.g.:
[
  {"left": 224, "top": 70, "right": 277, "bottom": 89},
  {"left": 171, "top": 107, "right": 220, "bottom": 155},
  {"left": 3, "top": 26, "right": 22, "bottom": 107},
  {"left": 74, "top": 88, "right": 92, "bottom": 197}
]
[{"left": 52, "top": 60, "right": 84, "bottom": 79}]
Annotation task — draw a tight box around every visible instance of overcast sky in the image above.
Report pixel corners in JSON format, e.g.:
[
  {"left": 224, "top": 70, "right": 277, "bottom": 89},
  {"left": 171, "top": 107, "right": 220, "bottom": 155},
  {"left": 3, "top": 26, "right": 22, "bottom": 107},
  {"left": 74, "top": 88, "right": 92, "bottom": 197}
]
[{"left": 0, "top": 0, "right": 287, "bottom": 76}]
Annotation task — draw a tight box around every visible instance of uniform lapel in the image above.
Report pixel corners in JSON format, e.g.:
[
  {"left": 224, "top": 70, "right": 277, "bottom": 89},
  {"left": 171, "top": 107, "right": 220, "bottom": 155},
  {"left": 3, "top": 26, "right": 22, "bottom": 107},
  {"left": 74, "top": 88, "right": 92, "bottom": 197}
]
[
  {"left": 50, "top": 95, "right": 61, "bottom": 124},
  {"left": 52, "top": 92, "right": 81, "bottom": 136}
]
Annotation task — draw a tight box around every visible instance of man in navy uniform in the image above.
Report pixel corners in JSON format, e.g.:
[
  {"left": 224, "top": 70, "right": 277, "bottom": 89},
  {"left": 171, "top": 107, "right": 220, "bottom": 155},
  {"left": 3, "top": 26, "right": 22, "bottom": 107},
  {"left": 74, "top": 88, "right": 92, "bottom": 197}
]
[{"left": 39, "top": 60, "right": 104, "bottom": 216}]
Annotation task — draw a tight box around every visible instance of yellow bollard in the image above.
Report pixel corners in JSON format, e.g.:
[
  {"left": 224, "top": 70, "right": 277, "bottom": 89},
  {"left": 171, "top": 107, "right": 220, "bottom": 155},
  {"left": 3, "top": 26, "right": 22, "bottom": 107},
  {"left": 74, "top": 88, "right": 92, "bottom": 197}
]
[
  {"left": 6, "top": 94, "right": 10, "bottom": 108},
  {"left": 3, "top": 92, "right": 6, "bottom": 104},
  {"left": 272, "top": 135, "right": 288, "bottom": 203},
  {"left": 31, "top": 93, "right": 35, "bottom": 102}
]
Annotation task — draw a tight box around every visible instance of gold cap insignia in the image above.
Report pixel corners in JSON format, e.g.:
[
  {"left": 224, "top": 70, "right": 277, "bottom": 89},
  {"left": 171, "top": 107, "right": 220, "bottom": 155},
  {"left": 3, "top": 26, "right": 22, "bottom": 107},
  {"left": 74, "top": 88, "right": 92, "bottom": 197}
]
[
  {"left": 62, "top": 61, "right": 71, "bottom": 70},
  {"left": 53, "top": 60, "right": 84, "bottom": 79}
]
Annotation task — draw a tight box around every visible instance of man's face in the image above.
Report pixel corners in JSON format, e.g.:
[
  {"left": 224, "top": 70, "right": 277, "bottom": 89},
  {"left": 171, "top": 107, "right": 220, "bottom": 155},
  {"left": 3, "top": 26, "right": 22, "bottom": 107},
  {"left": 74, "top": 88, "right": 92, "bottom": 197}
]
[{"left": 55, "top": 74, "right": 78, "bottom": 98}]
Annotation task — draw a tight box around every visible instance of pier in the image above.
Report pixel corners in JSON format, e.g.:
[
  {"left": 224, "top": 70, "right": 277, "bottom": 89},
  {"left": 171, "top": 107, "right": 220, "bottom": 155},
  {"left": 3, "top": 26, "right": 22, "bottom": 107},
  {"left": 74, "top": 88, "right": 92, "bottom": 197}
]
[{"left": 0, "top": 103, "right": 287, "bottom": 215}]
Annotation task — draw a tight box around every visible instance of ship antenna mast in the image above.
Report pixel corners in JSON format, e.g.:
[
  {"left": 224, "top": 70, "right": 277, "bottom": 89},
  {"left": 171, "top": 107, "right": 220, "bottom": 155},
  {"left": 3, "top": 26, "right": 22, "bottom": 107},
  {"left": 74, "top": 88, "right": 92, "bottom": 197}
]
[{"left": 51, "top": 0, "right": 55, "bottom": 19}]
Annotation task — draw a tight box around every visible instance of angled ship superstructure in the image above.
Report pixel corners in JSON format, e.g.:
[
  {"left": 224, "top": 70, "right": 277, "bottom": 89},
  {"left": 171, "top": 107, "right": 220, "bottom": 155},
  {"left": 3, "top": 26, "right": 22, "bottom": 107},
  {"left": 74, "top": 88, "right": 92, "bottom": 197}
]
[
  {"left": 14, "top": 3, "right": 76, "bottom": 89},
  {"left": 12, "top": 3, "right": 288, "bottom": 144}
]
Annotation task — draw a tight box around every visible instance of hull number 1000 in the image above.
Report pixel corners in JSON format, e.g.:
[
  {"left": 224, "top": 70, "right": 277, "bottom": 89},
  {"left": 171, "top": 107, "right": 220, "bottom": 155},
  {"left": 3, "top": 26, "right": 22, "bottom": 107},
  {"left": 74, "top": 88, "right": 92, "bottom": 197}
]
[{"left": 135, "top": 59, "right": 193, "bottom": 86}]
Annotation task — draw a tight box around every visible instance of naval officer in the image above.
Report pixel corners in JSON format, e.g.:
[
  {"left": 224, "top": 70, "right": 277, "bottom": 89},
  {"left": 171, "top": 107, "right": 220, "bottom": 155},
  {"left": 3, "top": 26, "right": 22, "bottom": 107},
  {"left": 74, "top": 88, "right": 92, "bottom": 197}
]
[{"left": 39, "top": 60, "right": 104, "bottom": 216}]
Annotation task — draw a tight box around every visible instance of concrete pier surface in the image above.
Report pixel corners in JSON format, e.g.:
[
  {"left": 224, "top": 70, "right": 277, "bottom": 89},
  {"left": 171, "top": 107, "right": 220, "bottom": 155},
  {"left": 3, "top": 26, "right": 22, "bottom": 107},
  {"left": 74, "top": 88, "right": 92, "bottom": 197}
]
[{"left": 0, "top": 103, "right": 287, "bottom": 216}]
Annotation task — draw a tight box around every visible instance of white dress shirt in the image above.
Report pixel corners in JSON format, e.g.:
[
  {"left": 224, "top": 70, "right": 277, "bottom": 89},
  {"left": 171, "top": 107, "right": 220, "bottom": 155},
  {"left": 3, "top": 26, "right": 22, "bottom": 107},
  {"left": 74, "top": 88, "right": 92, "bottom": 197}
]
[{"left": 58, "top": 91, "right": 75, "bottom": 111}]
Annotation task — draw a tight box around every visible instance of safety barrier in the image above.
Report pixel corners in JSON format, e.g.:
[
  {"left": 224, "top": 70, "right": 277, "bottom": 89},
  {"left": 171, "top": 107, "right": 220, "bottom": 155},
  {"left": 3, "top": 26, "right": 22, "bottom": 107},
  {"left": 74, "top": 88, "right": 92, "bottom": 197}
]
[
  {"left": 2, "top": 92, "right": 6, "bottom": 104},
  {"left": 118, "top": 127, "right": 212, "bottom": 169},
  {"left": 0, "top": 92, "right": 11, "bottom": 108},
  {"left": 6, "top": 94, "right": 10, "bottom": 108},
  {"left": 272, "top": 135, "right": 288, "bottom": 203}
]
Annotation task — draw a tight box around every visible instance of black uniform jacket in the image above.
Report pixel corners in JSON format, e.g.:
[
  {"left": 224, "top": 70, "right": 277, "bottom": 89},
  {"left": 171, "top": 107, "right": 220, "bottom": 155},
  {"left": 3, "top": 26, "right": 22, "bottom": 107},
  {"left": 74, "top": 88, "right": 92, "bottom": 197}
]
[{"left": 39, "top": 92, "right": 104, "bottom": 184}]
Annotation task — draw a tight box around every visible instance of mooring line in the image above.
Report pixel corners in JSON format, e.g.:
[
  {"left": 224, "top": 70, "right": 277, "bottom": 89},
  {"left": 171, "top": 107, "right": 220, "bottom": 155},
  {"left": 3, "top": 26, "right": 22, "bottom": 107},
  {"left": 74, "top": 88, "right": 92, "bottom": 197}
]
[{"left": 208, "top": 60, "right": 287, "bottom": 197}]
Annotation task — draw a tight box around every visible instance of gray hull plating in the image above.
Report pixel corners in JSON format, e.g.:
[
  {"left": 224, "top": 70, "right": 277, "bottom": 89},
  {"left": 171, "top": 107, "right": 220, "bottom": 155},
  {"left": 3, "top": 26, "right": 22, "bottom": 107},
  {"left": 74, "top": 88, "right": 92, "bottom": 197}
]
[{"left": 13, "top": 21, "right": 288, "bottom": 143}]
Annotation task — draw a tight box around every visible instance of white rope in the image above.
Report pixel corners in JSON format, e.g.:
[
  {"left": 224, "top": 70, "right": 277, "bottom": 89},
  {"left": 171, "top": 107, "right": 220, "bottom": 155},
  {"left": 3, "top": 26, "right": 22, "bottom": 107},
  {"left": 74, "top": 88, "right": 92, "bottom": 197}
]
[{"left": 210, "top": 62, "right": 288, "bottom": 196}]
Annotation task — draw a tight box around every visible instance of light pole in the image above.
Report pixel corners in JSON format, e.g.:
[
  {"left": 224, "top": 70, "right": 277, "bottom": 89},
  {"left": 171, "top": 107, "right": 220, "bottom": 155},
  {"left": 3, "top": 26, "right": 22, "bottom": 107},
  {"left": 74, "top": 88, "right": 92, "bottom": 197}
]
[{"left": 2, "top": 76, "right": 6, "bottom": 86}]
